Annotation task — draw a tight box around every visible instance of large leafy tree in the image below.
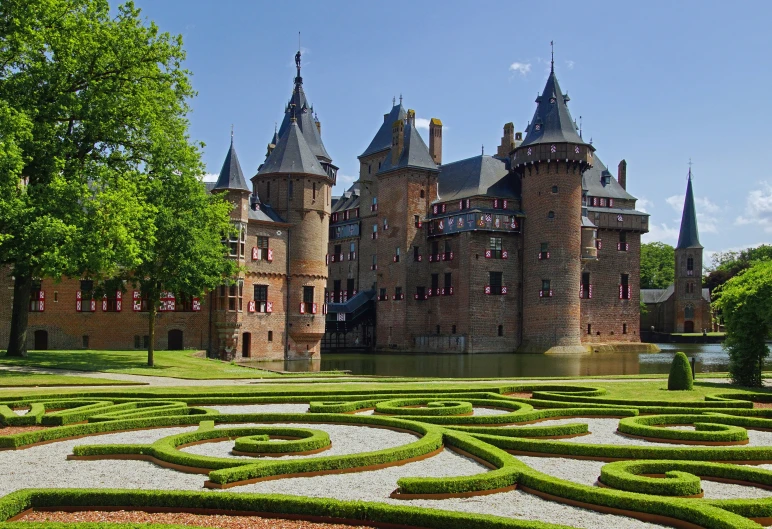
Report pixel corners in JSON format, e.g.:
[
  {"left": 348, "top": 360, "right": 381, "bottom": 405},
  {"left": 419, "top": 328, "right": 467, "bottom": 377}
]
[
  {"left": 640, "top": 242, "right": 675, "bottom": 289},
  {"left": 0, "top": 0, "right": 195, "bottom": 356},
  {"left": 132, "top": 136, "right": 237, "bottom": 366},
  {"left": 705, "top": 245, "right": 772, "bottom": 294},
  {"left": 714, "top": 260, "right": 772, "bottom": 387}
]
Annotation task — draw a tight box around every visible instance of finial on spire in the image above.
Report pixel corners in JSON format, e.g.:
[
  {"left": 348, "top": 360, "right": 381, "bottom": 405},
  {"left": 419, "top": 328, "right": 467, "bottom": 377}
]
[
  {"left": 399, "top": 93, "right": 403, "bottom": 105},
  {"left": 392, "top": 96, "right": 396, "bottom": 106},
  {"left": 481, "top": 145, "right": 484, "bottom": 155},
  {"left": 550, "top": 40, "right": 554, "bottom": 73},
  {"left": 579, "top": 115, "right": 583, "bottom": 138},
  {"left": 230, "top": 124, "right": 234, "bottom": 143},
  {"left": 688, "top": 159, "right": 693, "bottom": 180}
]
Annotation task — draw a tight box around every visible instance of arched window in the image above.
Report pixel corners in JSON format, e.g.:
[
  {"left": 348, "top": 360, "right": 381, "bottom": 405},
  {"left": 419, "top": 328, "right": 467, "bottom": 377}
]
[{"left": 684, "top": 304, "right": 695, "bottom": 319}]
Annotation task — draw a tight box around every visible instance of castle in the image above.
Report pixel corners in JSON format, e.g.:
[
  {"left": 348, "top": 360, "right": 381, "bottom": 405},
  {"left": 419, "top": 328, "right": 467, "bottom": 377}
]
[{"left": 1, "top": 52, "right": 658, "bottom": 357}]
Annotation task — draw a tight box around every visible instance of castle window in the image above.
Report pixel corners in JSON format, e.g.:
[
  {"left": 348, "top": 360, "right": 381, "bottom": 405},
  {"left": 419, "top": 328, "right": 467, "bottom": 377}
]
[
  {"left": 687, "top": 257, "right": 694, "bottom": 276},
  {"left": 254, "top": 285, "right": 268, "bottom": 312},
  {"left": 587, "top": 323, "right": 592, "bottom": 335},
  {"left": 623, "top": 323, "right": 628, "bottom": 334},
  {"left": 540, "top": 242, "right": 549, "bottom": 260},
  {"left": 379, "top": 288, "right": 387, "bottom": 301},
  {"left": 302, "top": 286, "right": 314, "bottom": 312},
  {"left": 368, "top": 165, "right": 371, "bottom": 174},
  {"left": 268, "top": 331, "right": 273, "bottom": 342},
  {"left": 371, "top": 197, "right": 377, "bottom": 212},
  {"left": 395, "top": 286, "right": 403, "bottom": 300},
  {"left": 498, "top": 325, "right": 503, "bottom": 337},
  {"left": 436, "top": 325, "right": 441, "bottom": 335},
  {"left": 383, "top": 218, "right": 388, "bottom": 230},
  {"left": 548, "top": 211, "right": 555, "bottom": 219},
  {"left": 552, "top": 185, "right": 558, "bottom": 194},
  {"left": 431, "top": 273, "right": 439, "bottom": 295},
  {"left": 489, "top": 237, "right": 502, "bottom": 259},
  {"left": 541, "top": 279, "right": 551, "bottom": 295},
  {"left": 581, "top": 272, "right": 591, "bottom": 299},
  {"left": 490, "top": 272, "right": 503, "bottom": 295},
  {"left": 444, "top": 240, "right": 452, "bottom": 260},
  {"left": 266, "top": 182, "right": 270, "bottom": 201},
  {"left": 240, "top": 228, "right": 246, "bottom": 258},
  {"left": 372, "top": 254, "right": 377, "bottom": 269},
  {"left": 414, "top": 215, "right": 421, "bottom": 228},
  {"left": 289, "top": 180, "right": 293, "bottom": 200},
  {"left": 395, "top": 246, "right": 400, "bottom": 262},
  {"left": 685, "top": 304, "right": 695, "bottom": 319},
  {"left": 431, "top": 240, "right": 439, "bottom": 259},
  {"left": 29, "top": 279, "right": 43, "bottom": 312},
  {"left": 618, "top": 231, "right": 628, "bottom": 252},
  {"left": 229, "top": 280, "right": 243, "bottom": 312},
  {"left": 452, "top": 325, "right": 456, "bottom": 334},
  {"left": 444, "top": 272, "right": 452, "bottom": 293},
  {"left": 686, "top": 282, "right": 695, "bottom": 294},
  {"left": 620, "top": 274, "right": 630, "bottom": 299},
  {"left": 416, "top": 286, "right": 425, "bottom": 300},
  {"left": 313, "top": 182, "right": 316, "bottom": 200},
  {"left": 347, "top": 278, "right": 355, "bottom": 298},
  {"left": 420, "top": 189, "right": 425, "bottom": 198}
]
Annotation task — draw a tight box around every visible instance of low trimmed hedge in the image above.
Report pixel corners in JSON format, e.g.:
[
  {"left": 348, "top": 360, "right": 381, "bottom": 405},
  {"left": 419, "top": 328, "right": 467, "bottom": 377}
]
[
  {"left": 600, "top": 459, "right": 772, "bottom": 496},
  {"left": 617, "top": 414, "right": 772, "bottom": 443},
  {"left": 0, "top": 403, "right": 44, "bottom": 426},
  {"left": 375, "top": 399, "right": 474, "bottom": 417},
  {"left": 0, "top": 488, "right": 576, "bottom": 529},
  {"left": 445, "top": 422, "right": 588, "bottom": 438},
  {"left": 235, "top": 427, "right": 330, "bottom": 454}
]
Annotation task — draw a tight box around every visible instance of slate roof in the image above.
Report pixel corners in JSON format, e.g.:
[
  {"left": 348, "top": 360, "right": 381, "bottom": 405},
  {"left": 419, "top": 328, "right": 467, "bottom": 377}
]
[
  {"left": 677, "top": 172, "right": 702, "bottom": 249},
  {"left": 258, "top": 120, "right": 328, "bottom": 177},
  {"left": 360, "top": 103, "right": 408, "bottom": 158},
  {"left": 277, "top": 75, "right": 331, "bottom": 163},
  {"left": 248, "top": 203, "right": 285, "bottom": 223},
  {"left": 582, "top": 152, "right": 636, "bottom": 200},
  {"left": 213, "top": 140, "right": 250, "bottom": 192},
  {"left": 437, "top": 155, "right": 517, "bottom": 201},
  {"left": 520, "top": 68, "right": 586, "bottom": 148},
  {"left": 332, "top": 185, "right": 361, "bottom": 213},
  {"left": 641, "top": 285, "right": 710, "bottom": 304},
  {"left": 378, "top": 120, "right": 438, "bottom": 175},
  {"left": 585, "top": 206, "right": 649, "bottom": 218},
  {"left": 581, "top": 216, "right": 596, "bottom": 228}
]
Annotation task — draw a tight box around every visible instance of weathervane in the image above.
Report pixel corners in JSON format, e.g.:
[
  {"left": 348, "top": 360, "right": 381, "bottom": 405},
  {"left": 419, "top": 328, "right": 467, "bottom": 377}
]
[{"left": 550, "top": 40, "right": 554, "bottom": 72}]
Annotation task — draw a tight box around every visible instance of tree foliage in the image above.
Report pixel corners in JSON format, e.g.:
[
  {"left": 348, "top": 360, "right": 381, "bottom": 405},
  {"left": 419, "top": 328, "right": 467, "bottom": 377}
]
[
  {"left": 705, "top": 245, "right": 772, "bottom": 294},
  {"left": 640, "top": 242, "right": 675, "bottom": 289},
  {"left": 667, "top": 352, "right": 693, "bottom": 390},
  {"left": 0, "top": 0, "right": 196, "bottom": 356},
  {"left": 714, "top": 260, "right": 772, "bottom": 387}
]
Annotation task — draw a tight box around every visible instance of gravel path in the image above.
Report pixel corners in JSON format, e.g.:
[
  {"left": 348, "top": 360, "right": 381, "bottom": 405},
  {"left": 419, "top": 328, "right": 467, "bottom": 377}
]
[{"left": 184, "top": 423, "right": 417, "bottom": 460}]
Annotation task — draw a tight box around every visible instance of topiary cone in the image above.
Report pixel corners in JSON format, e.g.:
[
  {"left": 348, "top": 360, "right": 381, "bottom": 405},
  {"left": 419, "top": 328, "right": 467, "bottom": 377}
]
[{"left": 668, "top": 352, "right": 694, "bottom": 390}]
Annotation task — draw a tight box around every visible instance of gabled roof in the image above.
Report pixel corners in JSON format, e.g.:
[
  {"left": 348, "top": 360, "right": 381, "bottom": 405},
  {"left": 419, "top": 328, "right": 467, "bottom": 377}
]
[
  {"left": 677, "top": 171, "right": 702, "bottom": 250},
  {"left": 213, "top": 140, "right": 250, "bottom": 192},
  {"left": 332, "top": 185, "right": 361, "bottom": 213},
  {"left": 520, "top": 67, "right": 585, "bottom": 148},
  {"left": 360, "top": 103, "right": 408, "bottom": 158},
  {"left": 378, "top": 120, "right": 438, "bottom": 174},
  {"left": 437, "top": 155, "right": 516, "bottom": 201},
  {"left": 258, "top": 120, "right": 328, "bottom": 177},
  {"left": 248, "top": 203, "right": 285, "bottom": 223},
  {"left": 582, "top": 152, "right": 636, "bottom": 200}
]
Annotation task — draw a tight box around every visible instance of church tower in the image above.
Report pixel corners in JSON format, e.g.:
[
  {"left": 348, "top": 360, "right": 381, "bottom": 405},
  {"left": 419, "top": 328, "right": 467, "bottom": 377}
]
[
  {"left": 252, "top": 51, "right": 336, "bottom": 358},
  {"left": 674, "top": 168, "right": 704, "bottom": 333},
  {"left": 512, "top": 57, "right": 594, "bottom": 353}
]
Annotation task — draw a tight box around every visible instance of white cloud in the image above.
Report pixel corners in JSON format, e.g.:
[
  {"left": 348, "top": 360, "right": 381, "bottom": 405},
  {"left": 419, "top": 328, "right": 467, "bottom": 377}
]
[
  {"left": 664, "top": 194, "right": 721, "bottom": 234},
  {"left": 642, "top": 222, "right": 679, "bottom": 244},
  {"left": 565, "top": 60, "right": 575, "bottom": 70},
  {"left": 509, "top": 62, "right": 531, "bottom": 76},
  {"left": 201, "top": 173, "right": 218, "bottom": 182},
  {"left": 736, "top": 182, "right": 772, "bottom": 233},
  {"left": 415, "top": 118, "right": 431, "bottom": 131},
  {"left": 636, "top": 197, "right": 652, "bottom": 213},
  {"left": 333, "top": 173, "right": 357, "bottom": 195}
]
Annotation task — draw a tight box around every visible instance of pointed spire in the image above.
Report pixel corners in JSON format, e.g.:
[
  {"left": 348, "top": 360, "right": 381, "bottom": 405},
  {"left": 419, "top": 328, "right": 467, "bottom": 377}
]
[
  {"left": 676, "top": 166, "right": 702, "bottom": 249},
  {"left": 258, "top": 119, "right": 327, "bottom": 177},
  {"left": 550, "top": 40, "right": 554, "bottom": 73},
  {"left": 213, "top": 134, "right": 250, "bottom": 192}
]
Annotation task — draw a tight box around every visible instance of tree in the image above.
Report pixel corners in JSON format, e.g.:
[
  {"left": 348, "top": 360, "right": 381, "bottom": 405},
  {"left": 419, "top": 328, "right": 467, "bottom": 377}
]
[
  {"left": 667, "top": 352, "right": 693, "bottom": 390},
  {"left": 640, "top": 242, "right": 675, "bottom": 289},
  {"left": 0, "top": 0, "right": 194, "bottom": 356},
  {"left": 131, "top": 139, "right": 237, "bottom": 366},
  {"left": 705, "top": 245, "right": 772, "bottom": 294},
  {"left": 714, "top": 260, "right": 772, "bottom": 387}
]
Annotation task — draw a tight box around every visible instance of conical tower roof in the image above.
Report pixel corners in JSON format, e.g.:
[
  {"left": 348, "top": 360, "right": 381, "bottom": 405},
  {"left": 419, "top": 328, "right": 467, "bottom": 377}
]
[
  {"left": 520, "top": 66, "right": 585, "bottom": 148},
  {"left": 213, "top": 138, "right": 250, "bottom": 192},
  {"left": 276, "top": 52, "right": 331, "bottom": 163},
  {"left": 378, "top": 118, "right": 438, "bottom": 174},
  {"left": 360, "top": 102, "right": 408, "bottom": 158},
  {"left": 258, "top": 119, "right": 327, "bottom": 177},
  {"left": 676, "top": 170, "right": 702, "bottom": 249}
]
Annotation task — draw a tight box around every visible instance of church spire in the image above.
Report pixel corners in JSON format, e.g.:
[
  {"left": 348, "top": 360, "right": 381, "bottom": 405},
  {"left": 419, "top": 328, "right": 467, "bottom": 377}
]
[{"left": 676, "top": 167, "right": 702, "bottom": 249}]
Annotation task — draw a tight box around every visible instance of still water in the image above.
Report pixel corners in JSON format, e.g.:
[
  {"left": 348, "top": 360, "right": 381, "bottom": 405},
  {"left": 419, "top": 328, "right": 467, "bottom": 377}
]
[{"left": 247, "top": 343, "right": 761, "bottom": 378}]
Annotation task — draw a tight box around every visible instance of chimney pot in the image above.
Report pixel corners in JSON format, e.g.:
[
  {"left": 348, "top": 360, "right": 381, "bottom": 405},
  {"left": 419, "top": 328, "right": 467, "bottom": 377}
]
[
  {"left": 429, "top": 117, "right": 443, "bottom": 165},
  {"left": 618, "top": 160, "right": 627, "bottom": 190}
]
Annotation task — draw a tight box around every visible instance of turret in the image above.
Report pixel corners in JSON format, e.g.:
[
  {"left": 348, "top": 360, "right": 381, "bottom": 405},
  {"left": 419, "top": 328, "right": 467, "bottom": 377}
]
[{"left": 512, "top": 56, "right": 594, "bottom": 354}]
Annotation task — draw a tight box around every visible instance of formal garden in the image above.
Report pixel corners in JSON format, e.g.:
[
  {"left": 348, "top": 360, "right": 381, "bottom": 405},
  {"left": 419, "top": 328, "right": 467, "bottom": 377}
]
[{"left": 3, "top": 372, "right": 772, "bottom": 529}]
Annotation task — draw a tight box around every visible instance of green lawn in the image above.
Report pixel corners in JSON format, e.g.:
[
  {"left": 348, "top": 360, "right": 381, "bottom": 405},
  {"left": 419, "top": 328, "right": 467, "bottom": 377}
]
[
  {"left": 0, "top": 350, "right": 285, "bottom": 380},
  {"left": 0, "top": 372, "right": 143, "bottom": 387}
]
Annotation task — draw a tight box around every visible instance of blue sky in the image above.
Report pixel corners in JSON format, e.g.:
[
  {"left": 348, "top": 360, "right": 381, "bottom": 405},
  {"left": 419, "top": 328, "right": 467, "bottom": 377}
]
[{"left": 132, "top": 0, "right": 772, "bottom": 261}]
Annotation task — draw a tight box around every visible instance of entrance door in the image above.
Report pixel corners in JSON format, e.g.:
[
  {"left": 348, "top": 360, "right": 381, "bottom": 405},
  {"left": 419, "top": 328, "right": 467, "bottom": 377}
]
[
  {"left": 242, "top": 332, "right": 251, "bottom": 358},
  {"left": 167, "top": 329, "right": 183, "bottom": 350},
  {"left": 34, "top": 330, "right": 48, "bottom": 350},
  {"left": 684, "top": 321, "right": 694, "bottom": 333}
]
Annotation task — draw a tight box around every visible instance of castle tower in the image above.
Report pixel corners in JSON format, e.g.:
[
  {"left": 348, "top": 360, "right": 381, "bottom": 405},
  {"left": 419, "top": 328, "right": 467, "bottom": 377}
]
[
  {"left": 674, "top": 169, "right": 704, "bottom": 333},
  {"left": 252, "top": 52, "right": 335, "bottom": 359},
  {"left": 211, "top": 134, "right": 251, "bottom": 359},
  {"left": 512, "top": 60, "right": 594, "bottom": 353}
]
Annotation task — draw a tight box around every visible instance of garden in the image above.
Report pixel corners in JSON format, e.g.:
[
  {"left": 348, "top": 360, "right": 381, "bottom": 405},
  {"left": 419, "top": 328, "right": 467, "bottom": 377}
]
[{"left": 3, "top": 375, "right": 772, "bottom": 529}]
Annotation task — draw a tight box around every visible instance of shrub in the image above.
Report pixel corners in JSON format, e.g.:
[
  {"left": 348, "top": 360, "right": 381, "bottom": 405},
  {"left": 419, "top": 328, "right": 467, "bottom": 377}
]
[{"left": 668, "top": 352, "right": 694, "bottom": 390}]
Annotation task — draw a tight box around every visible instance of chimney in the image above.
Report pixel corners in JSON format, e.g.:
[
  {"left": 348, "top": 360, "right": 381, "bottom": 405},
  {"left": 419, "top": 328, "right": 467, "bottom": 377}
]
[
  {"left": 315, "top": 120, "right": 321, "bottom": 135},
  {"left": 429, "top": 118, "right": 443, "bottom": 165},
  {"left": 407, "top": 108, "right": 416, "bottom": 126},
  {"left": 497, "top": 122, "right": 515, "bottom": 157},
  {"left": 618, "top": 159, "right": 627, "bottom": 190},
  {"left": 391, "top": 118, "right": 404, "bottom": 166}
]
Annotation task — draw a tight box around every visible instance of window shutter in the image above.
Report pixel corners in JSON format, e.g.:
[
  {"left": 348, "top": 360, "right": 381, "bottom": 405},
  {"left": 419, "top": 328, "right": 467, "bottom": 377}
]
[
  {"left": 192, "top": 297, "right": 201, "bottom": 311},
  {"left": 628, "top": 286, "right": 632, "bottom": 300},
  {"left": 76, "top": 291, "right": 82, "bottom": 312},
  {"left": 102, "top": 294, "right": 108, "bottom": 312},
  {"left": 609, "top": 198, "right": 614, "bottom": 207},
  {"left": 312, "top": 303, "right": 318, "bottom": 314},
  {"left": 579, "top": 284, "right": 584, "bottom": 298},
  {"left": 248, "top": 300, "right": 256, "bottom": 313},
  {"left": 267, "top": 248, "right": 273, "bottom": 262},
  {"left": 501, "top": 286, "right": 508, "bottom": 295},
  {"left": 484, "top": 286, "right": 491, "bottom": 295},
  {"left": 90, "top": 299, "right": 96, "bottom": 312},
  {"left": 299, "top": 303, "right": 305, "bottom": 314},
  {"left": 493, "top": 199, "right": 499, "bottom": 208},
  {"left": 322, "top": 303, "right": 327, "bottom": 315},
  {"left": 116, "top": 291, "right": 122, "bottom": 312},
  {"left": 619, "top": 285, "right": 623, "bottom": 299},
  {"left": 39, "top": 290, "right": 45, "bottom": 312},
  {"left": 133, "top": 291, "right": 141, "bottom": 312},
  {"left": 503, "top": 200, "right": 508, "bottom": 209},
  {"left": 252, "top": 247, "right": 259, "bottom": 260},
  {"left": 485, "top": 249, "right": 492, "bottom": 259},
  {"left": 589, "top": 285, "right": 593, "bottom": 299},
  {"left": 266, "top": 301, "right": 273, "bottom": 313},
  {"left": 502, "top": 250, "right": 508, "bottom": 259}
]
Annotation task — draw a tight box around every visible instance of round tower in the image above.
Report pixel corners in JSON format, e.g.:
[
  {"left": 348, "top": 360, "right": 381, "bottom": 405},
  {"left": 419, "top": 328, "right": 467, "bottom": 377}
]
[
  {"left": 513, "top": 61, "right": 594, "bottom": 353},
  {"left": 252, "top": 52, "right": 337, "bottom": 359}
]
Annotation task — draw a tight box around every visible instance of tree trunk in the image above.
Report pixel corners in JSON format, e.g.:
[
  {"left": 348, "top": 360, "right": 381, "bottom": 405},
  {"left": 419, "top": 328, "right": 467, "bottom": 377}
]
[
  {"left": 6, "top": 273, "right": 32, "bottom": 357},
  {"left": 148, "top": 304, "right": 156, "bottom": 367}
]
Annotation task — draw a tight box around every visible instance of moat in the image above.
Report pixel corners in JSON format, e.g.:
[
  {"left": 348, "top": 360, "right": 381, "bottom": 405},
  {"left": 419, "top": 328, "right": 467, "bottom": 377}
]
[{"left": 245, "top": 343, "right": 755, "bottom": 378}]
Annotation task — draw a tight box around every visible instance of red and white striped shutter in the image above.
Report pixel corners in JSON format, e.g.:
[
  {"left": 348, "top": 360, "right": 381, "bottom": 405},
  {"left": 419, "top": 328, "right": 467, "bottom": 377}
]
[
  {"left": 609, "top": 198, "right": 614, "bottom": 207},
  {"left": 549, "top": 290, "right": 553, "bottom": 297},
  {"left": 579, "top": 284, "right": 584, "bottom": 299},
  {"left": 76, "top": 291, "right": 82, "bottom": 312},
  {"left": 619, "top": 285, "right": 623, "bottom": 299},
  {"left": 540, "top": 290, "right": 543, "bottom": 298},
  {"left": 441, "top": 204, "right": 446, "bottom": 213},
  {"left": 38, "top": 291, "right": 45, "bottom": 312},
  {"left": 628, "top": 286, "right": 632, "bottom": 300},
  {"left": 312, "top": 303, "right": 318, "bottom": 314},
  {"left": 90, "top": 299, "right": 96, "bottom": 312},
  {"left": 485, "top": 249, "right": 492, "bottom": 259},
  {"left": 503, "top": 200, "right": 508, "bottom": 209},
  {"left": 299, "top": 303, "right": 305, "bottom": 314},
  {"left": 449, "top": 286, "right": 454, "bottom": 295},
  {"left": 116, "top": 291, "right": 122, "bottom": 312},
  {"left": 484, "top": 286, "right": 491, "bottom": 295},
  {"left": 589, "top": 285, "right": 593, "bottom": 299},
  {"left": 102, "top": 294, "right": 108, "bottom": 312},
  {"left": 192, "top": 297, "right": 201, "bottom": 311},
  {"left": 322, "top": 303, "right": 327, "bottom": 315},
  {"left": 252, "top": 247, "right": 259, "bottom": 260},
  {"left": 267, "top": 248, "right": 273, "bottom": 262},
  {"left": 501, "top": 286, "right": 508, "bottom": 295},
  {"left": 458, "top": 200, "right": 463, "bottom": 210},
  {"left": 266, "top": 301, "right": 273, "bottom": 313},
  {"left": 433, "top": 205, "right": 438, "bottom": 215},
  {"left": 538, "top": 252, "right": 542, "bottom": 260},
  {"left": 449, "top": 252, "right": 454, "bottom": 260},
  {"left": 502, "top": 250, "right": 508, "bottom": 259},
  {"left": 248, "top": 300, "right": 256, "bottom": 313},
  {"left": 493, "top": 199, "right": 499, "bottom": 208},
  {"left": 133, "top": 291, "right": 141, "bottom": 312},
  {"left": 326, "top": 254, "right": 329, "bottom": 265},
  {"left": 547, "top": 252, "right": 550, "bottom": 259}
]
